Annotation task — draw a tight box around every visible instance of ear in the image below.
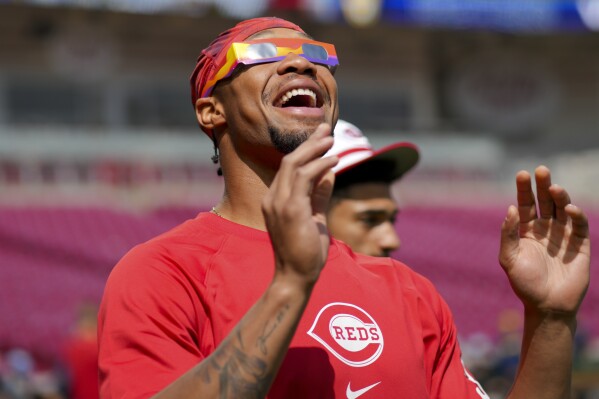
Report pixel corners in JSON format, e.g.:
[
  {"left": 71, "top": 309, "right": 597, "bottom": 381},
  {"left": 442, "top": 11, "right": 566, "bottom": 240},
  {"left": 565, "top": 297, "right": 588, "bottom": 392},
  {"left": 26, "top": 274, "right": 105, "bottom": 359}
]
[{"left": 195, "top": 97, "right": 226, "bottom": 131}]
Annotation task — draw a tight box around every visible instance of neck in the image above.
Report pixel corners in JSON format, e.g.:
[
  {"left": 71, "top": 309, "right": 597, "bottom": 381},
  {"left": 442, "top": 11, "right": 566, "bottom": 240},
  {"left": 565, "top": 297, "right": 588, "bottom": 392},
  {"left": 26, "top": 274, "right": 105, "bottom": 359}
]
[
  {"left": 212, "top": 136, "right": 281, "bottom": 231},
  {"left": 215, "top": 184, "right": 269, "bottom": 231}
]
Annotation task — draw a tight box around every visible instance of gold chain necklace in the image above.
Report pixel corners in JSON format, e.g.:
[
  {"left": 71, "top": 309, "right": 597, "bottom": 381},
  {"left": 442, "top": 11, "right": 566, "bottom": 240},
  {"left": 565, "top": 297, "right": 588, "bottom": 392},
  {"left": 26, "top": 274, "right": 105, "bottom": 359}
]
[{"left": 211, "top": 207, "right": 223, "bottom": 218}]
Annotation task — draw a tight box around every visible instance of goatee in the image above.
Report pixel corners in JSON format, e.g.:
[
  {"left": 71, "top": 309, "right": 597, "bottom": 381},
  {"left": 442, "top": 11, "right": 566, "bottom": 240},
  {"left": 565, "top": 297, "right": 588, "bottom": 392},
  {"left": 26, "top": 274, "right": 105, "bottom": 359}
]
[{"left": 268, "top": 125, "right": 310, "bottom": 155}]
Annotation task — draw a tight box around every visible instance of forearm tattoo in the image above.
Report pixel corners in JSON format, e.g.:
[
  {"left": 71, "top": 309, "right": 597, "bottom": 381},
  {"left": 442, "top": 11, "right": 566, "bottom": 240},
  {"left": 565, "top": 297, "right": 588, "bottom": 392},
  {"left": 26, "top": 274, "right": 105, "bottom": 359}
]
[
  {"left": 257, "top": 304, "right": 290, "bottom": 355},
  {"left": 196, "top": 304, "right": 291, "bottom": 398}
]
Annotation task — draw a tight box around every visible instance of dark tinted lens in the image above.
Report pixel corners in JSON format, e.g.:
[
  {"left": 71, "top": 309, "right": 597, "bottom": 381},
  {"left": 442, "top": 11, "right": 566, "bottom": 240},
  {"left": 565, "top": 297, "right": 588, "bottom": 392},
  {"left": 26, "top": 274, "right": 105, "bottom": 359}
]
[
  {"left": 245, "top": 43, "right": 278, "bottom": 60},
  {"left": 302, "top": 44, "right": 328, "bottom": 61}
]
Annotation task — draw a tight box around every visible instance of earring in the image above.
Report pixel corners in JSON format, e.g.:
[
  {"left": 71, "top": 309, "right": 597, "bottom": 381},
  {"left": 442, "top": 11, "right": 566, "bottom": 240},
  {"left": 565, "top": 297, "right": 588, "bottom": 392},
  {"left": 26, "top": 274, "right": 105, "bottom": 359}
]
[{"left": 211, "top": 144, "right": 222, "bottom": 176}]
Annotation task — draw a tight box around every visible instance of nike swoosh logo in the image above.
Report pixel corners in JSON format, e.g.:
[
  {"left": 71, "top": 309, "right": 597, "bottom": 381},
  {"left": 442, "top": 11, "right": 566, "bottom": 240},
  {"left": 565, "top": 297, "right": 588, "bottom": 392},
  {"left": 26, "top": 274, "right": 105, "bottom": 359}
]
[{"left": 346, "top": 381, "right": 381, "bottom": 399}]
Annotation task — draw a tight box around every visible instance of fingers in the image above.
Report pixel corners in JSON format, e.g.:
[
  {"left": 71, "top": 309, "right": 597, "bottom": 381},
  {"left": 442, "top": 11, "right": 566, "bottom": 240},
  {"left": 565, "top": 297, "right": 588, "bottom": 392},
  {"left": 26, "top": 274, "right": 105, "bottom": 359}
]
[
  {"left": 565, "top": 204, "right": 590, "bottom": 240},
  {"left": 269, "top": 124, "right": 334, "bottom": 194},
  {"left": 549, "top": 184, "right": 571, "bottom": 224},
  {"left": 516, "top": 170, "right": 537, "bottom": 224},
  {"left": 535, "top": 165, "right": 555, "bottom": 219},
  {"left": 288, "top": 155, "right": 337, "bottom": 202},
  {"left": 499, "top": 205, "right": 520, "bottom": 270},
  {"left": 310, "top": 169, "right": 336, "bottom": 216},
  {"left": 281, "top": 124, "right": 338, "bottom": 199},
  {"left": 266, "top": 123, "right": 339, "bottom": 214},
  {"left": 516, "top": 165, "right": 584, "bottom": 230}
]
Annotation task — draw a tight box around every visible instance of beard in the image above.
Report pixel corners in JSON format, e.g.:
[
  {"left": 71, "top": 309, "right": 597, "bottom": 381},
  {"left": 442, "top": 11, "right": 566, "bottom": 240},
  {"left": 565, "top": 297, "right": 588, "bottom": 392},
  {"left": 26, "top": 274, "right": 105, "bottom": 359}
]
[{"left": 268, "top": 125, "right": 310, "bottom": 155}]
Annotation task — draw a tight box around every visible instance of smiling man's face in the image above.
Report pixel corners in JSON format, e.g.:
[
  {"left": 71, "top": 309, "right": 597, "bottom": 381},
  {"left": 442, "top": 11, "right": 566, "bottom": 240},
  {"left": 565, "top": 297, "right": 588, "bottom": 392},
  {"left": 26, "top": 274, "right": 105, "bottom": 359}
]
[{"left": 213, "top": 28, "right": 339, "bottom": 156}]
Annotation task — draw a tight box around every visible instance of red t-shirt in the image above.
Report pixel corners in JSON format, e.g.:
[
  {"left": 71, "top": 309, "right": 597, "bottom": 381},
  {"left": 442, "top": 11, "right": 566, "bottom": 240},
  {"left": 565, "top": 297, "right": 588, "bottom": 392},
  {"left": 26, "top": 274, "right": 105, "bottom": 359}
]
[{"left": 98, "top": 212, "right": 489, "bottom": 399}]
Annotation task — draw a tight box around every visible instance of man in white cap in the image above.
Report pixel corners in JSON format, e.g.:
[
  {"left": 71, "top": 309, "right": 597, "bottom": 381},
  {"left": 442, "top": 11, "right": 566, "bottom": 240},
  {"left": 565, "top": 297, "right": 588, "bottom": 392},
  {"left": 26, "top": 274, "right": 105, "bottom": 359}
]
[{"left": 326, "top": 119, "right": 419, "bottom": 257}]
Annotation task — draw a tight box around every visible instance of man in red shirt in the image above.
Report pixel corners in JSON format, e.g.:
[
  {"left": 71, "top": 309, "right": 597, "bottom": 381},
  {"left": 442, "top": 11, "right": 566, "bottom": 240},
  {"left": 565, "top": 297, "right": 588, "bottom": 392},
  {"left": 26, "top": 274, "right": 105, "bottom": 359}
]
[
  {"left": 98, "top": 17, "right": 590, "bottom": 399},
  {"left": 64, "top": 303, "right": 99, "bottom": 399}
]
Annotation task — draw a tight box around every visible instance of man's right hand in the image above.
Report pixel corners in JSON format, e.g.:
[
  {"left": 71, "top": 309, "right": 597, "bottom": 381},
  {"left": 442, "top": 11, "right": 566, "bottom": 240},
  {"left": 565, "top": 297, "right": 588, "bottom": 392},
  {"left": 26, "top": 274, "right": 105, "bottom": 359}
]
[{"left": 262, "top": 123, "right": 339, "bottom": 288}]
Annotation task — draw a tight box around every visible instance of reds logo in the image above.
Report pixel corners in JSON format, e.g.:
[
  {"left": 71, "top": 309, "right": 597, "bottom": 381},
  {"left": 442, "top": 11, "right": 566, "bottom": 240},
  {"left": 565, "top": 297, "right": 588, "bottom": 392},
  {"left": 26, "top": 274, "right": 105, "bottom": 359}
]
[{"left": 307, "top": 302, "right": 384, "bottom": 367}]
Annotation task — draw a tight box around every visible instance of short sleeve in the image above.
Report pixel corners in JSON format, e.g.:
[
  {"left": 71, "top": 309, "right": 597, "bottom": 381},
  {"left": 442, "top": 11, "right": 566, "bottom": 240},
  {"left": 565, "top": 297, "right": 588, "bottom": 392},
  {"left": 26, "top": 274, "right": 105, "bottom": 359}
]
[{"left": 98, "top": 244, "right": 211, "bottom": 399}]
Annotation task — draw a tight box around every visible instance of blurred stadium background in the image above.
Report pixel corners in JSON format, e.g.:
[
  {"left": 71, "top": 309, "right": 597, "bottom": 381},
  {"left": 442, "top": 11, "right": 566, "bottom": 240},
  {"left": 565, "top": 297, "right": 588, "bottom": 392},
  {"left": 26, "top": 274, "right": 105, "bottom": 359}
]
[{"left": 0, "top": 0, "right": 598, "bottom": 398}]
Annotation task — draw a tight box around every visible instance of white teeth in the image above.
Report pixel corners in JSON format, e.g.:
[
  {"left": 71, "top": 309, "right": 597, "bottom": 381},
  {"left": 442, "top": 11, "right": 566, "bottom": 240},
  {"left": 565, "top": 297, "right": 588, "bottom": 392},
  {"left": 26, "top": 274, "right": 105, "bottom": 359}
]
[{"left": 279, "top": 88, "right": 317, "bottom": 107}]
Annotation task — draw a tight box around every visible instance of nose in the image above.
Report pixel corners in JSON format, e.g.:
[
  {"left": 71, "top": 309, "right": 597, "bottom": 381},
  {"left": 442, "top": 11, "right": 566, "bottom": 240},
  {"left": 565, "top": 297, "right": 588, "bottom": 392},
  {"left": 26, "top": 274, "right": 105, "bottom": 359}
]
[
  {"left": 276, "top": 53, "right": 317, "bottom": 76},
  {"left": 378, "top": 223, "right": 401, "bottom": 255}
]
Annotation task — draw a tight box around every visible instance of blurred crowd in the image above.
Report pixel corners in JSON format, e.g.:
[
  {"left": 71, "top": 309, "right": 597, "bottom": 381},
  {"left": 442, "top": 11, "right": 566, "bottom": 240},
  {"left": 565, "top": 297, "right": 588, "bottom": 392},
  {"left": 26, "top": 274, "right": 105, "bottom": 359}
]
[
  {"left": 1, "top": 307, "right": 598, "bottom": 399},
  {"left": 0, "top": 304, "right": 98, "bottom": 399},
  {"left": 460, "top": 309, "right": 599, "bottom": 399}
]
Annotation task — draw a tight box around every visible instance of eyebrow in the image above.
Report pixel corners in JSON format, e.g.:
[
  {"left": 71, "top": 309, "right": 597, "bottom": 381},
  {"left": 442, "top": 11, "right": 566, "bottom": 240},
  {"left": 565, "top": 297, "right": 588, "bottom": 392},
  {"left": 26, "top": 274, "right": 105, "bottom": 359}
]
[{"left": 357, "top": 209, "right": 399, "bottom": 218}]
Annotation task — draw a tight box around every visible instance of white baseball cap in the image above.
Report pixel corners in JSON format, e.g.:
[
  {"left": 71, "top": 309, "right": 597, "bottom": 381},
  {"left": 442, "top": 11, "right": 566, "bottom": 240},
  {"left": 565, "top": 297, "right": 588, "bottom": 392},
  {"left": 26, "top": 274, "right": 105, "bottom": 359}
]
[{"left": 326, "top": 119, "right": 419, "bottom": 182}]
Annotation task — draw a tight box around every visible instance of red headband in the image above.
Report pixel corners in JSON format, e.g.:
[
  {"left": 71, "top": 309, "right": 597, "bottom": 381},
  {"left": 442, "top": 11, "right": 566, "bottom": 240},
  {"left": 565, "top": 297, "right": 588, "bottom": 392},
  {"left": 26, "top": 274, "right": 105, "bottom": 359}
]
[{"left": 190, "top": 17, "right": 305, "bottom": 139}]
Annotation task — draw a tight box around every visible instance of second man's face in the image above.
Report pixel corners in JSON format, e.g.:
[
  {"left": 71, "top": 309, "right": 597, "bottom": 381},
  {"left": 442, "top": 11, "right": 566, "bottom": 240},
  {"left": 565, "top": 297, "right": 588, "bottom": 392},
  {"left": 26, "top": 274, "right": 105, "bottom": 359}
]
[{"left": 327, "top": 182, "right": 401, "bottom": 258}]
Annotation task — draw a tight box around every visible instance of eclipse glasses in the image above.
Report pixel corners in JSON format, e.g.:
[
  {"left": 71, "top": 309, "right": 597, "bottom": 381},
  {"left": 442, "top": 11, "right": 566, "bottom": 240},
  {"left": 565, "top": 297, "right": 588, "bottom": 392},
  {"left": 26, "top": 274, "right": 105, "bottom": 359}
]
[{"left": 201, "top": 38, "right": 339, "bottom": 98}]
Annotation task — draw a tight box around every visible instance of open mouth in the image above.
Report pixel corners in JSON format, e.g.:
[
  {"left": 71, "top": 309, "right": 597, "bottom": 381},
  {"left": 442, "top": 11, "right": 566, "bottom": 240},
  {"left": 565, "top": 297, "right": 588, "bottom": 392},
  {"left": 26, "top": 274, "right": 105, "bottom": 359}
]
[{"left": 275, "top": 88, "right": 322, "bottom": 108}]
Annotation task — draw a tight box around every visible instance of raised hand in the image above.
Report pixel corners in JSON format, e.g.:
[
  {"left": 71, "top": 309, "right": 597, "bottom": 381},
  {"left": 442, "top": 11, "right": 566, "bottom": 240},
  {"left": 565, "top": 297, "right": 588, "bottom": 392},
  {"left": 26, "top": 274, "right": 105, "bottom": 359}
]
[
  {"left": 262, "top": 123, "right": 339, "bottom": 286},
  {"left": 499, "top": 165, "right": 590, "bottom": 315}
]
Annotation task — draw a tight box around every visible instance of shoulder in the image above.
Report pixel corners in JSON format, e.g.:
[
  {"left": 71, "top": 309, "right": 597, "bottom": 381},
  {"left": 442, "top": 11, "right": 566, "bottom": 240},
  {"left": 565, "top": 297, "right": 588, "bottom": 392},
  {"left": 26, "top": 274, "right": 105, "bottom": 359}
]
[
  {"left": 335, "top": 241, "right": 451, "bottom": 320},
  {"left": 106, "top": 212, "right": 274, "bottom": 291},
  {"left": 104, "top": 212, "right": 227, "bottom": 292},
  {"left": 344, "top": 246, "right": 440, "bottom": 297}
]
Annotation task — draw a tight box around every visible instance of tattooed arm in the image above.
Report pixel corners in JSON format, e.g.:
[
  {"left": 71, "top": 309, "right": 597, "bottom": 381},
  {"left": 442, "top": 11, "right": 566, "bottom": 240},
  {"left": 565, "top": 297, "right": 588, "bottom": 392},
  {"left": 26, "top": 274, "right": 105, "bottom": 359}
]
[
  {"left": 152, "top": 125, "right": 338, "bottom": 398},
  {"left": 154, "top": 282, "right": 311, "bottom": 398}
]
